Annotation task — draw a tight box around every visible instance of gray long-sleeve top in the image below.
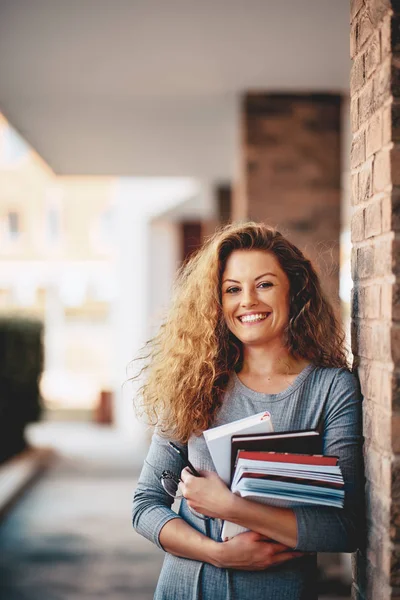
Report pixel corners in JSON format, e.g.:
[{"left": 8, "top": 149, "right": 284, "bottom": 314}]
[{"left": 132, "top": 365, "right": 363, "bottom": 600}]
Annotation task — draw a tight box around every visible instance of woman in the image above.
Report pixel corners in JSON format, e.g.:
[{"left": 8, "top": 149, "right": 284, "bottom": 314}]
[{"left": 132, "top": 222, "right": 362, "bottom": 599}]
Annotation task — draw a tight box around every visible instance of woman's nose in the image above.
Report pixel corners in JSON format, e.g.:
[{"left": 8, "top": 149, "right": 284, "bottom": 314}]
[{"left": 241, "top": 288, "right": 257, "bottom": 307}]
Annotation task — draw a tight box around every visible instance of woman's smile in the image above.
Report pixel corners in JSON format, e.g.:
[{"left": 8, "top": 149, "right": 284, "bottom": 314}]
[{"left": 237, "top": 312, "right": 271, "bottom": 325}]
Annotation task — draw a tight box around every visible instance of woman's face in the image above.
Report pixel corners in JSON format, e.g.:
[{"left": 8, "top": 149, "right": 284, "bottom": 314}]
[{"left": 221, "top": 249, "right": 290, "bottom": 349}]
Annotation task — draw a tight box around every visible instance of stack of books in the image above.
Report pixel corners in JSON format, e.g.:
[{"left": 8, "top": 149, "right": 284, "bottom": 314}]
[
  {"left": 204, "top": 424, "right": 345, "bottom": 541},
  {"left": 203, "top": 410, "right": 273, "bottom": 484}
]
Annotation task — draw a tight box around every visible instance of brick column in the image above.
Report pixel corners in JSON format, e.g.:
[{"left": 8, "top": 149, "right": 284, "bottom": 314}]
[
  {"left": 233, "top": 93, "right": 342, "bottom": 300},
  {"left": 350, "top": 1, "right": 400, "bottom": 598},
  {"left": 202, "top": 184, "right": 232, "bottom": 241},
  {"left": 180, "top": 221, "right": 202, "bottom": 263}
]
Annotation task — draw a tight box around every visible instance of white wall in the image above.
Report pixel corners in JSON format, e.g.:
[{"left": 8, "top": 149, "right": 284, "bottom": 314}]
[{"left": 111, "top": 177, "right": 212, "bottom": 441}]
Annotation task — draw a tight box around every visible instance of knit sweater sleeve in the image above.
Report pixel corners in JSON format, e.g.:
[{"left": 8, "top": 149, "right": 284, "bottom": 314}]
[
  {"left": 132, "top": 433, "right": 184, "bottom": 549},
  {"left": 292, "top": 369, "right": 364, "bottom": 552}
]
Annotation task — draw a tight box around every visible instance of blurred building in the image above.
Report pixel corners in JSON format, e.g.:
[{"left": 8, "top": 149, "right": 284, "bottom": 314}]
[
  {"left": 0, "top": 114, "right": 116, "bottom": 416},
  {"left": 0, "top": 2, "right": 353, "bottom": 435}
]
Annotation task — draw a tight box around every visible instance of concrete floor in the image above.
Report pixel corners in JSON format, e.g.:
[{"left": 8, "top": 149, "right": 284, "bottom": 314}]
[
  {"left": 0, "top": 423, "right": 165, "bottom": 600},
  {"left": 0, "top": 422, "right": 350, "bottom": 600}
]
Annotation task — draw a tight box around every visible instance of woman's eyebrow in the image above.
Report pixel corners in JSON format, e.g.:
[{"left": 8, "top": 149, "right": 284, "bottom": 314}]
[
  {"left": 255, "top": 272, "right": 278, "bottom": 281},
  {"left": 222, "top": 272, "right": 278, "bottom": 285}
]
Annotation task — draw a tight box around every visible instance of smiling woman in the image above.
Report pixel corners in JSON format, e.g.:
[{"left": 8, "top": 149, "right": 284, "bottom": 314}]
[{"left": 132, "top": 222, "right": 362, "bottom": 600}]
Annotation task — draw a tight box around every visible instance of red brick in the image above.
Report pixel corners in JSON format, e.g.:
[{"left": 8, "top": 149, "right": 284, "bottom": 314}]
[
  {"left": 352, "top": 208, "right": 365, "bottom": 242},
  {"left": 368, "top": 526, "right": 392, "bottom": 573},
  {"left": 366, "top": 485, "right": 390, "bottom": 529},
  {"left": 351, "top": 53, "right": 366, "bottom": 96},
  {"left": 351, "top": 21, "right": 358, "bottom": 59},
  {"left": 359, "top": 244, "right": 375, "bottom": 278},
  {"left": 351, "top": 246, "right": 358, "bottom": 280},
  {"left": 373, "top": 149, "right": 391, "bottom": 192},
  {"left": 371, "top": 395, "right": 392, "bottom": 447},
  {"left": 359, "top": 162, "right": 373, "bottom": 202},
  {"left": 381, "top": 367, "right": 393, "bottom": 411},
  {"left": 365, "top": 200, "right": 382, "bottom": 237},
  {"left": 351, "top": 97, "right": 359, "bottom": 133},
  {"left": 363, "top": 362, "right": 383, "bottom": 402},
  {"left": 374, "top": 321, "right": 392, "bottom": 362},
  {"left": 352, "top": 172, "right": 360, "bottom": 206},
  {"left": 360, "top": 80, "right": 375, "bottom": 126},
  {"left": 374, "top": 57, "right": 391, "bottom": 108},
  {"left": 351, "top": 0, "right": 365, "bottom": 22},
  {"left": 365, "top": 443, "right": 383, "bottom": 486},
  {"left": 358, "top": 6, "right": 375, "bottom": 50},
  {"left": 381, "top": 14, "right": 392, "bottom": 59},
  {"left": 374, "top": 238, "right": 393, "bottom": 277},
  {"left": 366, "top": 111, "right": 383, "bottom": 157},
  {"left": 381, "top": 195, "right": 392, "bottom": 231},
  {"left": 352, "top": 131, "right": 366, "bottom": 168},
  {"left": 365, "top": 32, "right": 381, "bottom": 78},
  {"left": 364, "top": 283, "right": 381, "bottom": 317},
  {"left": 381, "top": 281, "right": 393, "bottom": 318},
  {"left": 359, "top": 322, "right": 373, "bottom": 357},
  {"left": 368, "top": 0, "right": 391, "bottom": 28},
  {"left": 382, "top": 104, "right": 392, "bottom": 145}
]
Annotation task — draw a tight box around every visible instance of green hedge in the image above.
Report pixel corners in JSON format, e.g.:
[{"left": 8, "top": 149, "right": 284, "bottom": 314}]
[{"left": 0, "top": 317, "right": 44, "bottom": 464}]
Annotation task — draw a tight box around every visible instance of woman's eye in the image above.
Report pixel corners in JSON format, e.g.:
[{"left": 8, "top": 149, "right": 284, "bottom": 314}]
[
  {"left": 258, "top": 282, "right": 273, "bottom": 289},
  {"left": 226, "top": 286, "right": 240, "bottom": 294}
]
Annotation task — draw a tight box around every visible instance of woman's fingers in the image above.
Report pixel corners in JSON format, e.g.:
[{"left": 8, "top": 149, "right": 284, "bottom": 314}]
[
  {"left": 180, "top": 467, "right": 193, "bottom": 483},
  {"left": 264, "top": 542, "right": 294, "bottom": 554},
  {"left": 269, "top": 551, "right": 305, "bottom": 565}
]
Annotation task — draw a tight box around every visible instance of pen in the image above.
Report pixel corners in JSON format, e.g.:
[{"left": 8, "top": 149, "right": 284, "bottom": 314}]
[{"left": 168, "top": 442, "right": 201, "bottom": 477}]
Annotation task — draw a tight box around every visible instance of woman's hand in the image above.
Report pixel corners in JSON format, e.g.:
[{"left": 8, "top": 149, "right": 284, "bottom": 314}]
[
  {"left": 180, "top": 468, "right": 234, "bottom": 519},
  {"left": 213, "top": 531, "right": 306, "bottom": 571}
]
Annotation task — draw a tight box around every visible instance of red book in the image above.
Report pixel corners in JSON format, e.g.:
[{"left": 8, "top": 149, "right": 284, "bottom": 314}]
[{"left": 236, "top": 450, "right": 338, "bottom": 467}]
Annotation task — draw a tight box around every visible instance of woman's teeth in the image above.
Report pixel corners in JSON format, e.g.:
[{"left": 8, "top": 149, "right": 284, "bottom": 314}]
[{"left": 239, "top": 313, "right": 269, "bottom": 323}]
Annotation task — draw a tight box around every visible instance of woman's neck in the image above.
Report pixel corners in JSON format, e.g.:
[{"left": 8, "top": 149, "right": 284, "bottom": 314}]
[{"left": 241, "top": 344, "right": 308, "bottom": 377}]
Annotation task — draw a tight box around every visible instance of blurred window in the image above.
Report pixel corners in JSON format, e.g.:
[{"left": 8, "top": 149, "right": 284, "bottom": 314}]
[
  {"left": 1, "top": 125, "right": 28, "bottom": 166},
  {"left": 44, "top": 187, "right": 64, "bottom": 249},
  {"left": 99, "top": 208, "right": 113, "bottom": 244},
  {"left": 6, "top": 211, "right": 20, "bottom": 239},
  {"left": 47, "top": 206, "right": 60, "bottom": 241},
  {"left": 91, "top": 206, "right": 114, "bottom": 254}
]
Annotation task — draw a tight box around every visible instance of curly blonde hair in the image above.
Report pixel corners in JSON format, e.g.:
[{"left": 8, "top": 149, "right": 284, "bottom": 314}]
[{"left": 134, "top": 222, "right": 348, "bottom": 442}]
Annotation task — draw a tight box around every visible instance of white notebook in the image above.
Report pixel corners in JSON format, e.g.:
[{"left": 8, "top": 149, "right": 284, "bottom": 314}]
[{"left": 203, "top": 411, "right": 273, "bottom": 484}]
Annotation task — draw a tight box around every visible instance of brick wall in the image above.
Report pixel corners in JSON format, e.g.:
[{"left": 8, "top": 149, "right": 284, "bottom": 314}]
[
  {"left": 350, "top": 0, "right": 399, "bottom": 598},
  {"left": 233, "top": 93, "right": 342, "bottom": 301}
]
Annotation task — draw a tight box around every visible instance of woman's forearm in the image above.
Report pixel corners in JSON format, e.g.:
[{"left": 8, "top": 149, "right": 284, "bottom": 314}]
[
  {"left": 159, "top": 518, "right": 220, "bottom": 565},
  {"left": 225, "top": 495, "right": 298, "bottom": 548},
  {"left": 159, "top": 516, "right": 304, "bottom": 571}
]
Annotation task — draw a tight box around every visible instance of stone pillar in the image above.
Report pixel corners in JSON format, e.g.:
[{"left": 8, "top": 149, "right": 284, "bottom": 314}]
[
  {"left": 234, "top": 93, "right": 342, "bottom": 300},
  {"left": 350, "top": 1, "right": 399, "bottom": 598}
]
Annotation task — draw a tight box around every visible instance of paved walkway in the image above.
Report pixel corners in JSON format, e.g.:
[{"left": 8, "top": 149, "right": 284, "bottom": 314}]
[
  {"left": 0, "top": 423, "right": 164, "bottom": 600},
  {"left": 0, "top": 422, "right": 350, "bottom": 600}
]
